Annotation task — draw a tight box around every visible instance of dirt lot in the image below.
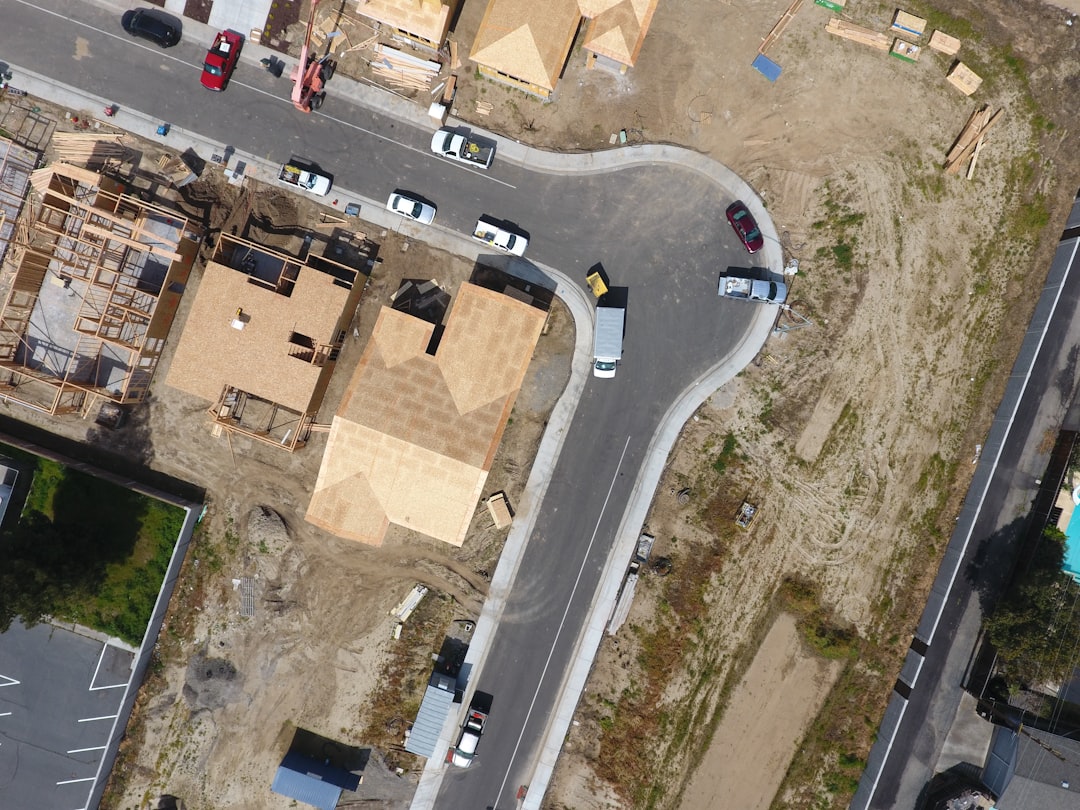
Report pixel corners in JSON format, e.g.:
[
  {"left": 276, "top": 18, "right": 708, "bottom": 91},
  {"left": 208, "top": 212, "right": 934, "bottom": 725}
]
[{"left": 3, "top": 0, "right": 1079, "bottom": 805}]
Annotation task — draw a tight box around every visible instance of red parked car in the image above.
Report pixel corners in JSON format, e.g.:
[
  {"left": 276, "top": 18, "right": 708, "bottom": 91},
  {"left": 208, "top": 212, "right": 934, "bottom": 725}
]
[
  {"left": 200, "top": 30, "right": 243, "bottom": 90},
  {"left": 725, "top": 200, "right": 765, "bottom": 254}
]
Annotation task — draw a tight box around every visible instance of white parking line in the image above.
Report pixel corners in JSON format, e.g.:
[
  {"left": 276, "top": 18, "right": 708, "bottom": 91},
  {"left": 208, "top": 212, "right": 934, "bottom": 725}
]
[
  {"left": 0, "top": 674, "right": 19, "bottom": 687},
  {"left": 55, "top": 777, "right": 95, "bottom": 785},
  {"left": 88, "top": 644, "right": 130, "bottom": 691},
  {"left": 67, "top": 745, "right": 106, "bottom": 754},
  {"left": 77, "top": 715, "right": 117, "bottom": 723},
  {"left": 0, "top": 711, "right": 11, "bottom": 717}
]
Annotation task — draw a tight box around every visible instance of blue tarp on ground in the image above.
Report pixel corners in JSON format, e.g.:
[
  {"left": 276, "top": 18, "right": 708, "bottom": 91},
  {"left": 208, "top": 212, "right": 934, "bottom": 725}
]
[
  {"left": 271, "top": 751, "right": 361, "bottom": 810},
  {"left": 752, "top": 53, "right": 783, "bottom": 82}
]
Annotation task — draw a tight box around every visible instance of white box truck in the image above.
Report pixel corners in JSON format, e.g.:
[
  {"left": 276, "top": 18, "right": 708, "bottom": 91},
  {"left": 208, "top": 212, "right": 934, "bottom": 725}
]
[{"left": 593, "top": 305, "right": 625, "bottom": 378}]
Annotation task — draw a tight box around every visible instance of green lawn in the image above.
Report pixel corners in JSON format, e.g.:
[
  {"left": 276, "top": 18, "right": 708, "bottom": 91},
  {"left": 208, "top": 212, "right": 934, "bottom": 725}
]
[{"left": 0, "top": 447, "right": 184, "bottom": 646}]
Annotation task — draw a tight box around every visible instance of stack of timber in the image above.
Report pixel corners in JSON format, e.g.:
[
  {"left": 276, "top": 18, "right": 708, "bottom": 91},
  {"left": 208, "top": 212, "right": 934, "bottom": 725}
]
[
  {"left": 371, "top": 44, "right": 441, "bottom": 91},
  {"left": 889, "top": 10, "right": 926, "bottom": 40},
  {"left": 928, "top": 30, "right": 961, "bottom": 55},
  {"left": 475, "top": 100, "right": 493, "bottom": 116},
  {"left": 944, "top": 106, "right": 1002, "bottom": 175},
  {"left": 825, "top": 18, "right": 891, "bottom": 51},
  {"left": 52, "top": 132, "right": 131, "bottom": 168},
  {"left": 890, "top": 38, "right": 921, "bottom": 62},
  {"left": 947, "top": 61, "right": 982, "bottom": 96}
]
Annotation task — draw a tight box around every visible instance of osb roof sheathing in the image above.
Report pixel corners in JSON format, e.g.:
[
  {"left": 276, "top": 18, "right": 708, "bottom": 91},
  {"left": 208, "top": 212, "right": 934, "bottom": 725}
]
[
  {"left": 165, "top": 260, "right": 351, "bottom": 413},
  {"left": 356, "top": 0, "right": 453, "bottom": 45},
  {"left": 470, "top": 0, "right": 582, "bottom": 91},
  {"left": 306, "top": 283, "right": 547, "bottom": 547},
  {"left": 582, "top": 0, "right": 660, "bottom": 65}
]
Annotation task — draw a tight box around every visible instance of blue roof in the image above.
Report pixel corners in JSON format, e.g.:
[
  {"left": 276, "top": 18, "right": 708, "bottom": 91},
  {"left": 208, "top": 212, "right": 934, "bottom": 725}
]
[{"left": 271, "top": 752, "right": 361, "bottom": 810}]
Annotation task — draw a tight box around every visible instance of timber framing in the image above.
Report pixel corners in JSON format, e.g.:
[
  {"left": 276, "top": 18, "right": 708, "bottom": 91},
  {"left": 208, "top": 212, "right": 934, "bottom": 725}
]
[{"left": 0, "top": 163, "right": 200, "bottom": 417}]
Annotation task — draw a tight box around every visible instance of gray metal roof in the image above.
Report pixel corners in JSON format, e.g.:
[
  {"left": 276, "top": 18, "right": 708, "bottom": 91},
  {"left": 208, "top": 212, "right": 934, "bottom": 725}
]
[
  {"left": 982, "top": 726, "right": 1018, "bottom": 799},
  {"left": 270, "top": 751, "right": 360, "bottom": 810},
  {"left": 404, "top": 672, "right": 457, "bottom": 757}
]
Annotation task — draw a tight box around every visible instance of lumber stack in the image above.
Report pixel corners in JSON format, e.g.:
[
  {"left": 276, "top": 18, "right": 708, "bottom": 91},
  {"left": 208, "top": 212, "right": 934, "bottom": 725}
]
[
  {"left": 929, "top": 30, "right": 961, "bottom": 55},
  {"left": 371, "top": 44, "right": 441, "bottom": 91},
  {"left": 947, "top": 61, "right": 982, "bottom": 96},
  {"left": 944, "top": 106, "right": 1003, "bottom": 175},
  {"left": 52, "top": 132, "right": 131, "bottom": 168},
  {"left": 825, "top": 18, "right": 891, "bottom": 51}
]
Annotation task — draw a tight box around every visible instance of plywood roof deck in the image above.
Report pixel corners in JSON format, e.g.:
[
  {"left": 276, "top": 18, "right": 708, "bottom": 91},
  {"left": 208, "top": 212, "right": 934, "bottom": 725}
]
[
  {"left": 165, "top": 233, "right": 358, "bottom": 414},
  {"left": 581, "top": 0, "right": 660, "bottom": 66},
  {"left": 356, "top": 0, "right": 455, "bottom": 46},
  {"left": 470, "top": 0, "right": 582, "bottom": 92},
  {"left": 306, "top": 282, "right": 547, "bottom": 547}
]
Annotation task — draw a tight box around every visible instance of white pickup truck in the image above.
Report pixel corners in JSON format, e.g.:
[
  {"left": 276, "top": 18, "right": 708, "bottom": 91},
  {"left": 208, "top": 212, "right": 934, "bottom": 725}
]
[
  {"left": 430, "top": 128, "right": 495, "bottom": 169},
  {"left": 277, "top": 162, "right": 331, "bottom": 196},
  {"left": 718, "top": 274, "right": 787, "bottom": 304},
  {"left": 472, "top": 217, "right": 528, "bottom": 256}
]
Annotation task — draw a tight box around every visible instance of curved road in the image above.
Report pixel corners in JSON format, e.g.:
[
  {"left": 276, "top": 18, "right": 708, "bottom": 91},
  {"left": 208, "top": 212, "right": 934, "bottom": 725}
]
[{"left": 0, "top": 2, "right": 781, "bottom": 808}]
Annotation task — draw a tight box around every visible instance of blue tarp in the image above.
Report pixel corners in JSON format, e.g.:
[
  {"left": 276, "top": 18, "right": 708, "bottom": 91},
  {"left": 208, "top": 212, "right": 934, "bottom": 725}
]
[
  {"left": 271, "top": 752, "right": 361, "bottom": 810},
  {"left": 752, "top": 53, "right": 783, "bottom": 82}
]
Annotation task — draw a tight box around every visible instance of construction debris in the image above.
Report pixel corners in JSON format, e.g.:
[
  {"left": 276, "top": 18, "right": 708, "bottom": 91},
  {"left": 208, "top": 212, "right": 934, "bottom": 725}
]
[
  {"left": 944, "top": 106, "right": 1003, "bottom": 175},
  {"left": 475, "top": 100, "right": 493, "bottom": 116},
  {"left": 760, "top": 0, "right": 804, "bottom": 54},
  {"left": 736, "top": 501, "right": 759, "bottom": 529},
  {"left": 156, "top": 152, "right": 199, "bottom": 187},
  {"left": 825, "top": 18, "right": 891, "bottom": 51},
  {"left": 947, "top": 61, "right": 983, "bottom": 96},
  {"left": 929, "top": 30, "right": 961, "bottom": 55},
  {"left": 485, "top": 492, "right": 512, "bottom": 529}
]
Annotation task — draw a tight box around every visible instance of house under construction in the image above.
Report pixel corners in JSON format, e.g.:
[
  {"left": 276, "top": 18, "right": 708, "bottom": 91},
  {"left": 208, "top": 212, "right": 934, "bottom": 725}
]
[
  {"left": 0, "top": 163, "right": 200, "bottom": 416},
  {"left": 164, "top": 232, "right": 370, "bottom": 452}
]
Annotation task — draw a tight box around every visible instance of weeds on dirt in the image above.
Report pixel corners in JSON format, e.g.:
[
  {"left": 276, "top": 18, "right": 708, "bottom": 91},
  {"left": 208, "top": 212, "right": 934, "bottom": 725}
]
[{"left": 359, "top": 592, "right": 454, "bottom": 772}]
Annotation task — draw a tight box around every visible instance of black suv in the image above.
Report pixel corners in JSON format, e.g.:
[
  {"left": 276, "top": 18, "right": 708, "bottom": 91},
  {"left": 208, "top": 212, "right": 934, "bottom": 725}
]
[{"left": 121, "top": 9, "right": 181, "bottom": 48}]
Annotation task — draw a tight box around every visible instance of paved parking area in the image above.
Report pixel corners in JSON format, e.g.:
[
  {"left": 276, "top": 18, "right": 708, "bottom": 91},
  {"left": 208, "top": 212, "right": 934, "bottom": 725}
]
[{"left": 0, "top": 621, "right": 134, "bottom": 810}]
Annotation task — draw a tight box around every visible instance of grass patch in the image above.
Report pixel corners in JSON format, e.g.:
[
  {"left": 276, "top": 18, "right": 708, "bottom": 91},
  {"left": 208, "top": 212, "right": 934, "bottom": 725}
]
[{"left": 0, "top": 449, "right": 185, "bottom": 645}]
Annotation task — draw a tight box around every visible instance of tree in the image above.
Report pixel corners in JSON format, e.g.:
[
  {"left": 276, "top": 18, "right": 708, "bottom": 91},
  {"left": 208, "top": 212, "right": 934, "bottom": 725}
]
[{"left": 986, "top": 526, "right": 1080, "bottom": 686}]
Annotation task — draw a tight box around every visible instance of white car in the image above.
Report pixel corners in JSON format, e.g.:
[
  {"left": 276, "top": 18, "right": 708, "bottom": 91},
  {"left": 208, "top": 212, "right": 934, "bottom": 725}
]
[
  {"left": 472, "top": 217, "right": 527, "bottom": 257},
  {"left": 277, "top": 163, "right": 331, "bottom": 197},
  {"left": 451, "top": 710, "right": 486, "bottom": 768},
  {"left": 386, "top": 192, "right": 436, "bottom": 224}
]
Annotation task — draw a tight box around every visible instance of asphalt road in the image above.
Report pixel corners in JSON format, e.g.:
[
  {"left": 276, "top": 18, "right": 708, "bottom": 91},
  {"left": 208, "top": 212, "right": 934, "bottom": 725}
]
[
  {"left": 0, "top": 3, "right": 766, "bottom": 808},
  {"left": 866, "top": 195, "right": 1080, "bottom": 809}
]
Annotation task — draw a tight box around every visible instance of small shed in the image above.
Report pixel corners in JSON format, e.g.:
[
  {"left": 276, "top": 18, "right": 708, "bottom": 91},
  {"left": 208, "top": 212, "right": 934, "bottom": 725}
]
[
  {"left": 270, "top": 752, "right": 361, "bottom": 810},
  {"left": 404, "top": 672, "right": 457, "bottom": 758}
]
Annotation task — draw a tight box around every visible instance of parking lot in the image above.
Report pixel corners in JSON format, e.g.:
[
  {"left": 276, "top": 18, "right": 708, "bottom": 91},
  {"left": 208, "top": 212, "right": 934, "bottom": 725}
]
[{"left": 0, "top": 621, "right": 134, "bottom": 810}]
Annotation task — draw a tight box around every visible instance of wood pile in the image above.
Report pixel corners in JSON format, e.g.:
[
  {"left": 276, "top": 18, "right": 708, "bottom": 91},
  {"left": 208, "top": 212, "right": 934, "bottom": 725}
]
[
  {"left": 947, "top": 61, "right": 982, "bottom": 96},
  {"left": 51, "top": 132, "right": 131, "bottom": 168},
  {"left": 889, "top": 9, "right": 926, "bottom": 40},
  {"left": 475, "top": 100, "right": 493, "bottom": 116},
  {"left": 929, "top": 30, "right": 961, "bottom": 55},
  {"left": 890, "top": 38, "right": 921, "bottom": 62},
  {"left": 944, "top": 106, "right": 1003, "bottom": 175},
  {"left": 825, "top": 18, "right": 891, "bottom": 51},
  {"left": 371, "top": 44, "right": 441, "bottom": 92},
  {"left": 760, "top": 0, "right": 804, "bottom": 54}
]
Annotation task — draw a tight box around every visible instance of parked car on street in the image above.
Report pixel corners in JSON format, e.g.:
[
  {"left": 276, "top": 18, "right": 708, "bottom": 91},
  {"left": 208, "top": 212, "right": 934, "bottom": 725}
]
[
  {"left": 201, "top": 30, "right": 243, "bottom": 90},
  {"left": 472, "top": 217, "right": 527, "bottom": 256},
  {"left": 725, "top": 200, "right": 764, "bottom": 254},
  {"left": 121, "top": 9, "right": 181, "bottom": 48},
  {"left": 277, "top": 162, "right": 331, "bottom": 196},
  {"left": 451, "top": 709, "right": 487, "bottom": 768},
  {"left": 386, "top": 192, "right": 436, "bottom": 224}
]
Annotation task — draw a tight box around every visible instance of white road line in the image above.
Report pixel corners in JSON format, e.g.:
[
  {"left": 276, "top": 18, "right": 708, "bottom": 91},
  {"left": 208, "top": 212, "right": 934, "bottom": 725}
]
[
  {"left": 55, "top": 777, "right": 95, "bottom": 785},
  {"left": 88, "top": 682, "right": 126, "bottom": 690},
  {"left": 67, "top": 745, "right": 106, "bottom": 754},
  {"left": 0, "top": 674, "right": 19, "bottom": 687},
  {"left": 77, "top": 715, "right": 117, "bottom": 723},
  {"left": 492, "top": 435, "right": 633, "bottom": 808},
  {"left": 0, "top": 711, "right": 11, "bottom": 717}
]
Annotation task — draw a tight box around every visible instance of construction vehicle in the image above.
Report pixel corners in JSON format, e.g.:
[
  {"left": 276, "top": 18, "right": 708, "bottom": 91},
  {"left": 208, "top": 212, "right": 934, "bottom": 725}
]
[{"left": 291, "top": 0, "right": 337, "bottom": 113}]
